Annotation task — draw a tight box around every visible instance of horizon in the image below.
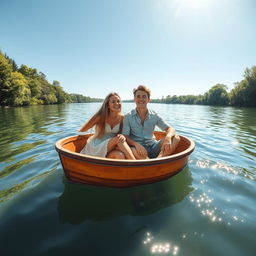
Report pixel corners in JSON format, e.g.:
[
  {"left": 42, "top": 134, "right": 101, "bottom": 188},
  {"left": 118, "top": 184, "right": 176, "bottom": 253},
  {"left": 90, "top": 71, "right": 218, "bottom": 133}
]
[{"left": 1, "top": 0, "right": 255, "bottom": 100}]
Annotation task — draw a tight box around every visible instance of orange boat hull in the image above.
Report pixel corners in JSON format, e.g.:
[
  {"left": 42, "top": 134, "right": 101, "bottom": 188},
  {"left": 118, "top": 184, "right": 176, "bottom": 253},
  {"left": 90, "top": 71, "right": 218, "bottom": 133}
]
[{"left": 55, "top": 131, "right": 195, "bottom": 187}]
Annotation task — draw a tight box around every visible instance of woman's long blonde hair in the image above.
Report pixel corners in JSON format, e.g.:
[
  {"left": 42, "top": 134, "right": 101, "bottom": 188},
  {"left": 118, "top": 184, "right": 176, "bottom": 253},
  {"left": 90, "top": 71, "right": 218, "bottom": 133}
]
[{"left": 91, "top": 92, "right": 121, "bottom": 138}]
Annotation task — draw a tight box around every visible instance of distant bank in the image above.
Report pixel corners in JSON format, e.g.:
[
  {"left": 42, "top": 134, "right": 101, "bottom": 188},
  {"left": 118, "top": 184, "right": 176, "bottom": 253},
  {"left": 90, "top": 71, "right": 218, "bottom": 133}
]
[{"left": 1, "top": 51, "right": 255, "bottom": 108}]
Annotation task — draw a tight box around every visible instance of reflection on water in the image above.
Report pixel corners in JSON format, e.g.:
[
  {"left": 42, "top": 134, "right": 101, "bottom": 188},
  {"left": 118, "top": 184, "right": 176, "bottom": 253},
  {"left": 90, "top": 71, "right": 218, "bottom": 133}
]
[
  {"left": 0, "top": 105, "right": 67, "bottom": 168},
  {"left": 228, "top": 107, "right": 256, "bottom": 160},
  {"left": 0, "top": 169, "right": 55, "bottom": 203},
  {"left": 0, "top": 156, "right": 35, "bottom": 179},
  {"left": 0, "top": 140, "right": 46, "bottom": 163},
  {"left": 58, "top": 167, "right": 193, "bottom": 224},
  {"left": 0, "top": 103, "right": 255, "bottom": 256},
  {"left": 0, "top": 105, "right": 67, "bottom": 200},
  {"left": 207, "top": 106, "right": 229, "bottom": 128},
  {"left": 0, "top": 105, "right": 66, "bottom": 140}
]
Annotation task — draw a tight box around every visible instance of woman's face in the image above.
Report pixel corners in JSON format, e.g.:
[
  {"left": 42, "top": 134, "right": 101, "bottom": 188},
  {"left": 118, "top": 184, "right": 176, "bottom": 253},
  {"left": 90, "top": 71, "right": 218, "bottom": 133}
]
[{"left": 108, "top": 95, "right": 121, "bottom": 113}]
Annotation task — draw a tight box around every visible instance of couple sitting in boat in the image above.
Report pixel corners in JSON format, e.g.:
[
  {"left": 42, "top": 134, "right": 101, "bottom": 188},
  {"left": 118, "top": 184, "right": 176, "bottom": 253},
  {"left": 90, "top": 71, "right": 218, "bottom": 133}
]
[{"left": 79, "top": 85, "right": 180, "bottom": 159}]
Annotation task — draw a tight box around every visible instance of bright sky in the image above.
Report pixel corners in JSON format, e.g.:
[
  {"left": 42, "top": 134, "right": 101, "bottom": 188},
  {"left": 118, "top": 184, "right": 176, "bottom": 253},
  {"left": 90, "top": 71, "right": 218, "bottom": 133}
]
[{"left": 1, "top": 0, "right": 255, "bottom": 99}]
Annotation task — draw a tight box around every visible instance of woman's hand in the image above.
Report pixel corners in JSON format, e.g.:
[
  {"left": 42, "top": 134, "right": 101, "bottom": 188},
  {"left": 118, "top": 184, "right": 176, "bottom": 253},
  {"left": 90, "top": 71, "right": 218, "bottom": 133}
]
[{"left": 117, "top": 134, "right": 126, "bottom": 143}]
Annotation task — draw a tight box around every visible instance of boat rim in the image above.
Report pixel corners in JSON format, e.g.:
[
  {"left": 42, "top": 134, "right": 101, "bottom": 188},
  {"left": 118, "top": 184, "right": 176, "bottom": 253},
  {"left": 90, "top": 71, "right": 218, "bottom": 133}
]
[{"left": 55, "top": 134, "right": 195, "bottom": 166}]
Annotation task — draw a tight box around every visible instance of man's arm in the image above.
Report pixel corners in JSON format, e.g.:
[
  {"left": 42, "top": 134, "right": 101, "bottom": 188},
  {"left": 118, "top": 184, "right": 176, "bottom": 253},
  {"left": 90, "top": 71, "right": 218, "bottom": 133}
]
[
  {"left": 158, "top": 126, "right": 179, "bottom": 157},
  {"left": 156, "top": 112, "right": 176, "bottom": 147},
  {"left": 161, "top": 126, "right": 177, "bottom": 149},
  {"left": 164, "top": 126, "right": 176, "bottom": 139}
]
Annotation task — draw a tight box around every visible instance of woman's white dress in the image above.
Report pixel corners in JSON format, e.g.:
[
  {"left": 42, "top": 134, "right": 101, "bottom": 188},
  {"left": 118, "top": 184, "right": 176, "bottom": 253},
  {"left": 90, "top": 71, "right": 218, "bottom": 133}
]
[{"left": 80, "top": 123, "right": 120, "bottom": 157}]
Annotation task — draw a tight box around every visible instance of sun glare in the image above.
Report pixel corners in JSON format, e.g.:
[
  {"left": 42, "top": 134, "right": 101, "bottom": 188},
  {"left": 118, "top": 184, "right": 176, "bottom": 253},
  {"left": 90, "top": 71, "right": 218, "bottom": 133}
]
[
  {"left": 182, "top": 0, "right": 208, "bottom": 8},
  {"left": 157, "top": 0, "right": 211, "bottom": 18},
  {"left": 177, "top": 0, "right": 210, "bottom": 12}
]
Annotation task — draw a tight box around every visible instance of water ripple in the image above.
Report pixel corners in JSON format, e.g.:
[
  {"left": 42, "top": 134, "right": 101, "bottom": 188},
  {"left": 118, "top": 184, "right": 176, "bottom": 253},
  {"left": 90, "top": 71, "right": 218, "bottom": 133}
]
[{"left": 0, "top": 103, "right": 255, "bottom": 256}]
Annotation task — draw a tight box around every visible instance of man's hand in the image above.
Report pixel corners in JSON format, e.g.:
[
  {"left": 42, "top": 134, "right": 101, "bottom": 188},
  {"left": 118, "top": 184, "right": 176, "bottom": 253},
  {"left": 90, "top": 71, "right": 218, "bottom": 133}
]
[{"left": 161, "top": 136, "right": 173, "bottom": 155}]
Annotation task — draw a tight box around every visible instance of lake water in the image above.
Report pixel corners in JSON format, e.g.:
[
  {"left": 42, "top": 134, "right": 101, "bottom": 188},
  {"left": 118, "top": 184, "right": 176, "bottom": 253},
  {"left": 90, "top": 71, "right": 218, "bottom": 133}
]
[{"left": 0, "top": 103, "right": 255, "bottom": 256}]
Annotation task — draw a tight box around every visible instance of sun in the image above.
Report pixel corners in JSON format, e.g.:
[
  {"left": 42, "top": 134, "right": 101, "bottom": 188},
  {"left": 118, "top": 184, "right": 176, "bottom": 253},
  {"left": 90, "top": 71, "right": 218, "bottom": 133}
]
[
  {"left": 177, "top": 0, "right": 210, "bottom": 11},
  {"left": 172, "top": 0, "right": 211, "bottom": 18},
  {"left": 154, "top": 0, "right": 212, "bottom": 22}
]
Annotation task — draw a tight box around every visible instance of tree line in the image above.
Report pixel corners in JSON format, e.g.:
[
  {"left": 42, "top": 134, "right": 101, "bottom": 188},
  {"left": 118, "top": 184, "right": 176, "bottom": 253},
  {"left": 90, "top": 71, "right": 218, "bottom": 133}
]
[
  {"left": 150, "top": 66, "right": 256, "bottom": 107},
  {"left": 0, "top": 51, "right": 101, "bottom": 107},
  {"left": 1, "top": 51, "right": 255, "bottom": 108}
]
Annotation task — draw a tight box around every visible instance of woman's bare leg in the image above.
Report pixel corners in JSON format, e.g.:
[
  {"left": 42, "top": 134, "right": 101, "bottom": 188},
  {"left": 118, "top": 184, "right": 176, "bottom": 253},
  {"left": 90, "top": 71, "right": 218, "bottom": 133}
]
[
  {"left": 116, "top": 142, "right": 136, "bottom": 160},
  {"left": 107, "top": 137, "right": 120, "bottom": 152},
  {"left": 107, "top": 150, "right": 125, "bottom": 159},
  {"left": 107, "top": 137, "right": 136, "bottom": 160}
]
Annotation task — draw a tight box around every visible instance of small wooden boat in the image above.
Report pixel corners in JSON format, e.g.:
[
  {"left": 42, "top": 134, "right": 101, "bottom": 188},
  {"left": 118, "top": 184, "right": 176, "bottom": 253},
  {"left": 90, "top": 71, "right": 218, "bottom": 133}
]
[{"left": 55, "top": 131, "right": 195, "bottom": 188}]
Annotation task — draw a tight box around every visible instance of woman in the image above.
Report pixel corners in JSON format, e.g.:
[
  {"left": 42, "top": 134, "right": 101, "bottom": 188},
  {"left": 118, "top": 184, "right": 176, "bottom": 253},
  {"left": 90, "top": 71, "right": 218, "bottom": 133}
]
[{"left": 79, "top": 92, "right": 136, "bottom": 160}]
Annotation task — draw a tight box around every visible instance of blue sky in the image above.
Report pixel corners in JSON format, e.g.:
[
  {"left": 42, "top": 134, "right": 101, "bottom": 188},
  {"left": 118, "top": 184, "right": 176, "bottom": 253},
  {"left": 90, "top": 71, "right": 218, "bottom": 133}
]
[{"left": 1, "top": 0, "right": 255, "bottom": 99}]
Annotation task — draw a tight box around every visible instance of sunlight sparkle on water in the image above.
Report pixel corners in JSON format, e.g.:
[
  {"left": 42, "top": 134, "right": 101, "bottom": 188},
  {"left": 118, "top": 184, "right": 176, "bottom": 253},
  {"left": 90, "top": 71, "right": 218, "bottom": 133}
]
[
  {"left": 143, "top": 232, "right": 179, "bottom": 255},
  {"left": 190, "top": 191, "right": 247, "bottom": 225},
  {"left": 231, "top": 140, "right": 240, "bottom": 145},
  {"left": 212, "top": 162, "right": 239, "bottom": 176},
  {"left": 143, "top": 232, "right": 154, "bottom": 245},
  {"left": 189, "top": 193, "right": 222, "bottom": 223},
  {"left": 196, "top": 160, "right": 210, "bottom": 168}
]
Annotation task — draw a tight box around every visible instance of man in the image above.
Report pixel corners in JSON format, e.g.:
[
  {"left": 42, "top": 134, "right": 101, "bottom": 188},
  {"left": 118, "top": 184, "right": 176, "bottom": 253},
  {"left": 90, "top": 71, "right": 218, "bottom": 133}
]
[{"left": 122, "top": 85, "right": 180, "bottom": 159}]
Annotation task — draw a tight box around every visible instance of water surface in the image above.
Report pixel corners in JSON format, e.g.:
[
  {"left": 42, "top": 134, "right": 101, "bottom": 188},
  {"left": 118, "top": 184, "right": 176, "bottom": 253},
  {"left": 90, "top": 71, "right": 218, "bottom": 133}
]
[{"left": 0, "top": 103, "right": 255, "bottom": 256}]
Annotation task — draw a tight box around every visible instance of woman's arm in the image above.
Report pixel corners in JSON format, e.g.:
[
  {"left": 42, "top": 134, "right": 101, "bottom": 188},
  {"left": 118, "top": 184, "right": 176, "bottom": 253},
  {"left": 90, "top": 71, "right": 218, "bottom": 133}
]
[{"left": 79, "top": 115, "right": 100, "bottom": 132}]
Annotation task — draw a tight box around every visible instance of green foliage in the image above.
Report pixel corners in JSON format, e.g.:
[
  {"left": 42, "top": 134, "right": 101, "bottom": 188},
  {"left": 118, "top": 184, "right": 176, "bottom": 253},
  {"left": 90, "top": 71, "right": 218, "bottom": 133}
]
[
  {"left": 151, "top": 66, "right": 255, "bottom": 108},
  {"left": 8, "top": 72, "right": 31, "bottom": 106},
  {"left": 0, "top": 53, "right": 30, "bottom": 106},
  {"left": 0, "top": 53, "right": 13, "bottom": 104},
  {"left": 1, "top": 51, "right": 96, "bottom": 107},
  {"left": 70, "top": 93, "right": 102, "bottom": 103},
  {"left": 205, "top": 84, "right": 229, "bottom": 106},
  {"left": 230, "top": 66, "right": 256, "bottom": 107},
  {"left": 53, "top": 80, "right": 72, "bottom": 103},
  {"left": 1, "top": 50, "right": 255, "bottom": 108},
  {"left": 4, "top": 53, "right": 18, "bottom": 71}
]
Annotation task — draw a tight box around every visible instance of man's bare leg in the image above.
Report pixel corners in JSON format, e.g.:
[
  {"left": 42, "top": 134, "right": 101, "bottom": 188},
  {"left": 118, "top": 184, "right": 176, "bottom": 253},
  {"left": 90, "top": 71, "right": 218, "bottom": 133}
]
[{"left": 157, "top": 134, "right": 180, "bottom": 158}]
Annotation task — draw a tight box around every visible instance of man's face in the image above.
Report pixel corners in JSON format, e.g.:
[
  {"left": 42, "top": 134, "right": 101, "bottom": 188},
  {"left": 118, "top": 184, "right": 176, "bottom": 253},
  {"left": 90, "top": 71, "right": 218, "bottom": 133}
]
[{"left": 134, "top": 90, "right": 150, "bottom": 108}]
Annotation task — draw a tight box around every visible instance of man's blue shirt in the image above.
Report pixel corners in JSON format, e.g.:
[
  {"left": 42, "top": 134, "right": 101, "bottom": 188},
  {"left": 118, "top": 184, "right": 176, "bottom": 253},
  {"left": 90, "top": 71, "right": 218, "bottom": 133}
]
[{"left": 122, "top": 109, "right": 169, "bottom": 147}]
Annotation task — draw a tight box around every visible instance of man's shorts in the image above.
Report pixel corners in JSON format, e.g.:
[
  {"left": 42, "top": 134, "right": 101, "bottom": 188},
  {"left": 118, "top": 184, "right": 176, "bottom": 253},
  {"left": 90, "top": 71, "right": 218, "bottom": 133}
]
[{"left": 143, "top": 140, "right": 162, "bottom": 159}]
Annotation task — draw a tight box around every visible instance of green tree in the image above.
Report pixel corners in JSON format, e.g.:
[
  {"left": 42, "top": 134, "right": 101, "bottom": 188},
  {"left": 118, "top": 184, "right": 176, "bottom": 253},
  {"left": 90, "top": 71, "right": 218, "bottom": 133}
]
[
  {"left": 39, "top": 81, "right": 57, "bottom": 104},
  {"left": 205, "top": 84, "right": 229, "bottom": 105},
  {"left": 230, "top": 66, "right": 256, "bottom": 107},
  {"left": 243, "top": 66, "right": 256, "bottom": 107},
  {"left": 8, "top": 72, "right": 31, "bottom": 106},
  {"left": 19, "top": 64, "right": 42, "bottom": 102},
  {"left": 53, "top": 80, "right": 70, "bottom": 103},
  {"left": 4, "top": 53, "right": 18, "bottom": 71},
  {"left": 0, "top": 52, "right": 13, "bottom": 105},
  {"left": 19, "top": 64, "right": 38, "bottom": 78},
  {"left": 0, "top": 52, "right": 30, "bottom": 106}
]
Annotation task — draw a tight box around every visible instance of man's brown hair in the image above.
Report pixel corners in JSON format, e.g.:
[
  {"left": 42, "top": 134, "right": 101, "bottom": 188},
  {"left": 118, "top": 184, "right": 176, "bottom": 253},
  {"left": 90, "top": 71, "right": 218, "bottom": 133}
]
[{"left": 133, "top": 85, "right": 151, "bottom": 98}]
